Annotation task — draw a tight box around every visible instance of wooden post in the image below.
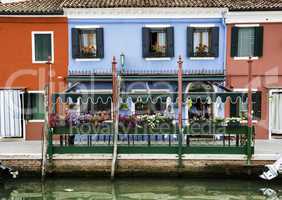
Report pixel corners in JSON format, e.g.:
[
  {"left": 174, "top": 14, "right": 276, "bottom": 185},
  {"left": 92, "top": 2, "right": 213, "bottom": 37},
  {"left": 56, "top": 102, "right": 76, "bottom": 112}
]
[
  {"left": 177, "top": 56, "right": 183, "bottom": 169},
  {"left": 41, "top": 57, "right": 52, "bottom": 181},
  {"left": 247, "top": 57, "right": 253, "bottom": 165},
  {"left": 111, "top": 57, "right": 119, "bottom": 180}
]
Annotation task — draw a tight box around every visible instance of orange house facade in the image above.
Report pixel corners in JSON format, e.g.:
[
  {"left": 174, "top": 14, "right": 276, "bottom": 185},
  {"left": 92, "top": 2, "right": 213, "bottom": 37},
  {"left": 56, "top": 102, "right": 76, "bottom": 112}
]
[
  {"left": 226, "top": 11, "right": 282, "bottom": 139},
  {"left": 0, "top": 16, "right": 68, "bottom": 140}
]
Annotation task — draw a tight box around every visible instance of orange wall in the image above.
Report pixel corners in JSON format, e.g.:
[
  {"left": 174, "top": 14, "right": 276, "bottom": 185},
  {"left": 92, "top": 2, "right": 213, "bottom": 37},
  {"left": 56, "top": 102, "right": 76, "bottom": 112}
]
[
  {"left": 226, "top": 23, "right": 282, "bottom": 139},
  {"left": 0, "top": 17, "right": 68, "bottom": 92}
]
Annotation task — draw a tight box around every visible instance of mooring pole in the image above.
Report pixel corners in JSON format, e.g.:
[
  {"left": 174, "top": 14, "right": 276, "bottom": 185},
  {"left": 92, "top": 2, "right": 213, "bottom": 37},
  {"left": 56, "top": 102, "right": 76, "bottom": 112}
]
[
  {"left": 177, "top": 56, "right": 183, "bottom": 170},
  {"left": 42, "top": 57, "right": 52, "bottom": 181},
  {"left": 247, "top": 57, "right": 253, "bottom": 165},
  {"left": 111, "top": 56, "right": 119, "bottom": 180}
]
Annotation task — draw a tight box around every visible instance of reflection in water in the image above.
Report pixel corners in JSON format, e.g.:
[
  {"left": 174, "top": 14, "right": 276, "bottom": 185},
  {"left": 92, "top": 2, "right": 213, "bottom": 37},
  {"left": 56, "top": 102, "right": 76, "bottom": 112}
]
[{"left": 0, "top": 178, "right": 281, "bottom": 200}]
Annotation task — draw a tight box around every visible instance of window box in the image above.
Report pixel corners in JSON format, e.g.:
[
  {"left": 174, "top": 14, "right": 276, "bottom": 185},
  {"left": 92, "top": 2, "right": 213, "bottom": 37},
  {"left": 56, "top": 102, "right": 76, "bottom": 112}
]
[
  {"left": 231, "top": 26, "right": 263, "bottom": 58},
  {"left": 72, "top": 28, "right": 104, "bottom": 59},
  {"left": 187, "top": 27, "right": 219, "bottom": 58},
  {"left": 142, "top": 27, "right": 174, "bottom": 58}
]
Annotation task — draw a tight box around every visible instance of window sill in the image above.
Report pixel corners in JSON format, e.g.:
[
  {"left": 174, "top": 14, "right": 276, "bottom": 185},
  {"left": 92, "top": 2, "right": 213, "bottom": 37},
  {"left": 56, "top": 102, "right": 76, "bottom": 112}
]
[
  {"left": 145, "top": 57, "right": 171, "bottom": 61},
  {"left": 28, "top": 119, "right": 45, "bottom": 123},
  {"left": 190, "top": 57, "right": 216, "bottom": 60},
  {"left": 75, "top": 58, "right": 101, "bottom": 62},
  {"left": 32, "top": 61, "right": 54, "bottom": 64},
  {"left": 233, "top": 57, "right": 259, "bottom": 61}
]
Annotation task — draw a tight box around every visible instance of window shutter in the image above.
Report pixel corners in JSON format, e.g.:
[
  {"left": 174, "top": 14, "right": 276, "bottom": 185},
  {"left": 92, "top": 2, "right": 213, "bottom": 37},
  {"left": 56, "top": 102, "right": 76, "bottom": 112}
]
[
  {"left": 230, "top": 102, "right": 238, "bottom": 117},
  {"left": 23, "top": 93, "right": 32, "bottom": 120},
  {"left": 71, "top": 28, "right": 80, "bottom": 58},
  {"left": 254, "top": 26, "right": 263, "bottom": 57},
  {"left": 142, "top": 27, "right": 150, "bottom": 58},
  {"left": 231, "top": 27, "right": 239, "bottom": 57},
  {"left": 166, "top": 27, "right": 174, "bottom": 57},
  {"left": 252, "top": 91, "right": 262, "bottom": 120},
  {"left": 211, "top": 27, "right": 219, "bottom": 57},
  {"left": 187, "top": 27, "right": 194, "bottom": 57},
  {"left": 96, "top": 28, "right": 104, "bottom": 58}
]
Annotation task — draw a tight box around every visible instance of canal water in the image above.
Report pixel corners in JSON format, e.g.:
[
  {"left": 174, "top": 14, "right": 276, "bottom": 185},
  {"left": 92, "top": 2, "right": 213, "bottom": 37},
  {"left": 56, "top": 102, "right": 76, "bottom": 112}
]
[{"left": 0, "top": 178, "right": 281, "bottom": 199}]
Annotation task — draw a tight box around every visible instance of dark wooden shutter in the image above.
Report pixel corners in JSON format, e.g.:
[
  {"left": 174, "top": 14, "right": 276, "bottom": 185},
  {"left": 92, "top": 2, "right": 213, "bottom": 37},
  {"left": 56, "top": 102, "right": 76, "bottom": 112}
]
[
  {"left": 231, "top": 26, "right": 239, "bottom": 57},
  {"left": 210, "top": 27, "right": 219, "bottom": 57},
  {"left": 23, "top": 93, "right": 32, "bottom": 120},
  {"left": 166, "top": 27, "right": 174, "bottom": 57},
  {"left": 252, "top": 91, "right": 262, "bottom": 120},
  {"left": 187, "top": 27, "right": 194, "bottom": 57},
  {"left": 142, "top": 27, "right": 150, "bottom": 58},
  {"left": 254, "top": 26, "right": 263, "bottom": 57},
  {"left": 71, "top": 28, "right": 80, "bottom": 58},
  {"left": 96, "top": 28, "right": 104, "bottom": 58}
]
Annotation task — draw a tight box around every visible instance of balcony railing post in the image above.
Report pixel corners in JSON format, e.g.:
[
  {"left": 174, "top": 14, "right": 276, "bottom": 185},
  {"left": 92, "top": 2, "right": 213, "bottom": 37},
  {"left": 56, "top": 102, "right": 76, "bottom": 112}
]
[
  {"left": 177, "top": 56, "right": 184, "bottom": 169},
  {"left": 247, "top": 57, "right": 253, "bottom": 164}
]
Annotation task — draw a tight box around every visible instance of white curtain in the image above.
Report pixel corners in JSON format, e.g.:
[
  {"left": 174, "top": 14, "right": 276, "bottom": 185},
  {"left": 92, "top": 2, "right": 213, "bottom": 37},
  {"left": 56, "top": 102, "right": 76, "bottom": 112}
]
[
  {"left": 271, "top": 93, "right": 282, "bottom": 134},
  {"left": 0, "top": 90, "right": 22, "bottom": 137},
  {"left": 238, "top": 28, "right": 255, "bottom": 57}
]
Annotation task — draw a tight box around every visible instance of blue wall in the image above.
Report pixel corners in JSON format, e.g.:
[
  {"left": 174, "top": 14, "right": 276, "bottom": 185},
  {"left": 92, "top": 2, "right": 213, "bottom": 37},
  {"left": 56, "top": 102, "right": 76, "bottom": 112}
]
[{"left": 68, "top": 18, "right": 226, "bottom": 73}]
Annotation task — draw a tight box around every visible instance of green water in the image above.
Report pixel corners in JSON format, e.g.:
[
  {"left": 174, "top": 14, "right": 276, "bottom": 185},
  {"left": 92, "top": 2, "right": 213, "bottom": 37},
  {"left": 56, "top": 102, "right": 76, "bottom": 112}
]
[{"left": 0, "top": 178, "right": 281, "bottom": 199}]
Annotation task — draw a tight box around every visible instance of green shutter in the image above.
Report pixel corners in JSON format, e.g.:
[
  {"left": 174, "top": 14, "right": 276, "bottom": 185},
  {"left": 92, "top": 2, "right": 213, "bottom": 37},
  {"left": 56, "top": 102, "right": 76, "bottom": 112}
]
[
  {"left": 231, "top": 27, "right": 239, "bottom": 57},
  {"left": 254, "top": 26, "right": 264, "bottom": 57},
  {"left": 34, "top": 34, "right": 51, "bottom": 61},
  {"left": 211, "top": 27, "right": 219, "bottom": 57},
  {"left": 24, "top": 93, "right": 45, "bottom": 120},
  {"left": 96, "top": 28, "right": 104, "bottom": 58},
  {"left": 142, "top": 27, "right": 150, "bottom": 58},
  {"left": 230, "top": 102, "right": 239, "bottom": 117},
  {"left": 71, "top": 28, "right": 80, "bottom": 58},
  {"left": 166, "top": 27, "right": 174, "bottom": 57},
  {"left": 187, "top": 27, "right": 194, "bottom": 57}
]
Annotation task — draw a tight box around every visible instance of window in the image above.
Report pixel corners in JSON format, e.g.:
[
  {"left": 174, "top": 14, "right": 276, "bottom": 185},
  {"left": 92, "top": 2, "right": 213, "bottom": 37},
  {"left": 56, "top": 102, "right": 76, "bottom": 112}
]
[
  {"left": 24, "top": 92, "right": 45, "bottom": 120},
  {"left": 72, "top": 28, "right": 104, "bottom": 59},
  {"left": 142, "top": 27, "right": 174, "bottom": 58},
  {"left": 231, "top": 26, "right": 263, "bottom": 58},
  {"left": 230, "top": 91, "right": 261, "bottom": 120},
  {"left": 32, "top": 32, "right": 53, "bottom": 63},
  {"left": 187, "top": 27, "right": 219, "bottom": 58}
]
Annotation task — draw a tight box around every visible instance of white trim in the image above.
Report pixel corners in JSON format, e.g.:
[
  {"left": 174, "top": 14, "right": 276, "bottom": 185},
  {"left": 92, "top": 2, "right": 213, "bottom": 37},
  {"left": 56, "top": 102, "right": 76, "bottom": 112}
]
[
  {"left": 65, "top": 8, "right": 228, "bottom": 19},
  {"left": 27, "top": 90, "right": 45, "bottom": 94},
  {"left": 189, "top": 24, "right": 216, "bottom": 28},
  {"left": 31, "top": 31, "right": 54, "bottom": 64},
  {"left": 145, "top": 57, "right": 171, "bottom": 61},
  {"left": 226, "top": 11, "right": 282, "bottom": 24},
  {"left": 190, "top": 57, "right": 215, "bottom": 60},
  {"left": 144, "top": 24, "right": 171, "bottom": 28},
  {"left": 75, "top": 58, "right": 101, "bottom": 62},
  {"left": 233, "top": 57, "right": 259, "bottom": 61},
  {"left": 234, "top": 24, "right": 260, "bottom": 27},
  {"left": 74, "top": 25, "right": 101, "bottom": 29}
]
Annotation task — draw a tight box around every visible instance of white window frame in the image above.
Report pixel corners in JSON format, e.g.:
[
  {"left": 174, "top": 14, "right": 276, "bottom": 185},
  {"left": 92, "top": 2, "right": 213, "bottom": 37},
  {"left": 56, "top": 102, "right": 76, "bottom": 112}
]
[
  {"left": 26, "top": 90, "right": 45, "bottom": 122},
  {"left": 32, "top": 31, "right": 54, "bottom": 64}
]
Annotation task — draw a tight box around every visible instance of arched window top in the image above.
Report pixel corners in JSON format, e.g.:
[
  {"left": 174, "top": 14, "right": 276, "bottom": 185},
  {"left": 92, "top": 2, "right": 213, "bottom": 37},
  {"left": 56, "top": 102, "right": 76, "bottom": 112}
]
[{"left": 187, "top": 82, "right": 214, "bottom": 93}]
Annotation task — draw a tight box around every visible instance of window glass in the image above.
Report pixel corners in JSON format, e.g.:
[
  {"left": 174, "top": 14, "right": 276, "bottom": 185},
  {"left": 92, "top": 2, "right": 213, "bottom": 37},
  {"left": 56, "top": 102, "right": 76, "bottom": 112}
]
[
  {"left": 149, "top": 29, "right": 167, "bottom": 57},
  {"left": 238, "top": 28, "right": 255, "bottom": 57},
  {"left": 34, "top": 34, "right": 52, "bottom": 62},
  {"left": 193, "top": 29, "right": 210, "bottom": 57},
  {"left": 79, "top": 30, "right": 97, "bottom": 58}
]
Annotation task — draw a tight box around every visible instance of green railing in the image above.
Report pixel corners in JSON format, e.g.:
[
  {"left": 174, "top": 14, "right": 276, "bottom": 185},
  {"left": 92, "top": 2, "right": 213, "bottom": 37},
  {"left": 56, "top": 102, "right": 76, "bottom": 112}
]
[{"left": 48, "top": 123, "right": 254, "bottom": 160}]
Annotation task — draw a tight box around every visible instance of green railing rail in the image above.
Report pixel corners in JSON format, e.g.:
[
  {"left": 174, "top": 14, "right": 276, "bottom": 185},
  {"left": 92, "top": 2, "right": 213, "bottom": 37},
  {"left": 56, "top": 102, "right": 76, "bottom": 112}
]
[{"left": 48, "top": 124, "right": 254, "bottom": 162}]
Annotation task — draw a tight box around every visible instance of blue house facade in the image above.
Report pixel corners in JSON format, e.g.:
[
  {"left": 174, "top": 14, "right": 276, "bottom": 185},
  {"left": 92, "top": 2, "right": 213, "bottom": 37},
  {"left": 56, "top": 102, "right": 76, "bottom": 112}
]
[{"left": 65, "top": 7, "right": 227, "bottom": 122}]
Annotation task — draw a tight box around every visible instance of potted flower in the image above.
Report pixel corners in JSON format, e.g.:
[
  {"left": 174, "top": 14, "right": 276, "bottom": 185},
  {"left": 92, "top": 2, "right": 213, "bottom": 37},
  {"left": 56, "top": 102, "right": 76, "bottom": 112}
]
[{"left": 119, "top": 103, "right": 131, "bottom": 117}]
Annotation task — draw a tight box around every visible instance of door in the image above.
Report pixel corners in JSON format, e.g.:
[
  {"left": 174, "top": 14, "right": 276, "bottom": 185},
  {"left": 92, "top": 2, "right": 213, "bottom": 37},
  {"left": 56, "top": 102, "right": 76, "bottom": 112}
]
[
  {"left": 0, "top": 90, "right": 23, "bottom": 138},
  {"left": 270, "top": 90, "right": 282, "bottom": 136}
]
